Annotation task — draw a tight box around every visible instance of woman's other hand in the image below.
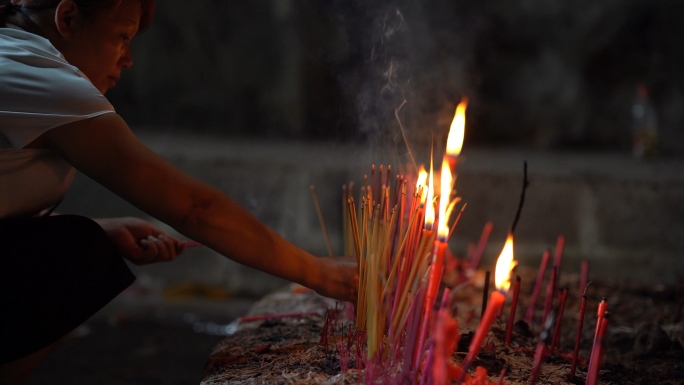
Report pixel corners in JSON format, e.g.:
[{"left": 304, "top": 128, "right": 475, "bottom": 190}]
[
  {"left": 310, "top": 256, "right": 358, "bottom": 304},
  {"left": 95, "top": 217, "right": 187, "bottom": 265}
]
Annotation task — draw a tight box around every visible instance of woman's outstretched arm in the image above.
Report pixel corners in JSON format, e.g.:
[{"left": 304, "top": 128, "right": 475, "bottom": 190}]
[{"left": 42, "top": 113, "right": 357, "bottom": 303}]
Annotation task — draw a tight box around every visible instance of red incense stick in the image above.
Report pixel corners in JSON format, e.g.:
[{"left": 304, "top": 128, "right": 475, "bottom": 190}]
[
  {"left": 550, "top": 288, "right": 568, "bottom": 354},
  {"left": 528, "top": 313, "right": 555, "bottom": 385},
  {"left": 569, "top": 293, "right": 588, "bottom": 381},
  {"left": 468, "top": 222, "right": 493, "bottom": 270},
  {"left": 542, "top": 266, "right": 557, "bottom": 326},
  {"left": 552, "top": 235, "right": 565, "bottom": 281},
  {"left": 497, "top": 366, "right": 507, "bottom": 385},
  {"left": 524, "top": 249, "right": 550, "bottom": 324},
  {"left": 580, "top": 260, "right": 589, "bottom": 297},
  {"left": 505, "top": 275, "right": 521, "bottom": 347}
]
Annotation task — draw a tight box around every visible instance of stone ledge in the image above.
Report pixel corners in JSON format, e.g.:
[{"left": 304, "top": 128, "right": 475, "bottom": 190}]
[{"left": 200, "top": 286, "right": 347, "bottom": 385}]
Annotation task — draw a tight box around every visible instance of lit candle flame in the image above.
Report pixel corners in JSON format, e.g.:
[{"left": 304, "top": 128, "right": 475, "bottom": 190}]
[
  {"left": 437, "top": 159, "right": 452, "bottom": 240},
  {"left": 494, "top": 233, "right": 517, "bottom": 293},
  {"left": 446, "top": 97, "right": 468, "bottom": 157},
  {"left": 424, "top": 162, "right": 435, "bottom": 230},
  {"left": 416, "top": 166, "right": 428, "bottom": 204}
]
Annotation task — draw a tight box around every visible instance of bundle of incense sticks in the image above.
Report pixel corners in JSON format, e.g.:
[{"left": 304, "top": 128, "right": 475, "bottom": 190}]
[{"left": 331, "top": 158, "right": 465, "bottom": 377}]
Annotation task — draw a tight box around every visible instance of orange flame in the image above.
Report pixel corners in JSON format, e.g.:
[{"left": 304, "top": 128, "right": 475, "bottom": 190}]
[
  {"left": 437, "top": 159, "right": 452, "bottom": 240},
  {"left": 424, "top": 161, "right": 435, "bottom": 229},
  {"left": 446, "top": 97, "right": 468, "bottom": 157},
  {"left": 494, "top": 233, "right": 517, "bottom": 292},
  {"left": 416, "top": 165, "right": 428, "bottom": 204}
]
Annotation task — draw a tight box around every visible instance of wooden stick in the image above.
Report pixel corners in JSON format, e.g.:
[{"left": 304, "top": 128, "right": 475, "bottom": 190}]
[
  {"left": 310, "top": 185, "right": 334, "bottom": 257},
  {"left": 510, "top": 161, "right": 529, "bottom": 235},
  {"left": 447, "top": 202, "right": 467, "bottom": 241},
  {"left": 481, "top": 271, "right": 491, "bottom": 319}
]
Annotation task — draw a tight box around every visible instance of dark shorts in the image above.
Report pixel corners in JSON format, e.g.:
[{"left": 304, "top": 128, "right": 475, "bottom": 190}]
[{"left": 0, "top": 215, "right": 136, "bottom": 364}]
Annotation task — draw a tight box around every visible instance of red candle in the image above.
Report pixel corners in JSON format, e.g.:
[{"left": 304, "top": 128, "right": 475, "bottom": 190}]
[
  {"left": 416, "top": 240, "right": 448, "bottom": 366},
  {"left": 586, "top": 313, "right": 610, "bottom": 385},
  {"left": 461, "top": 290, "right": 506, "bottom": 373},
  {"left": 592, "top": 298, "right": 608, "bottom": 346},
  {"left": 586, "top": 297, "right": 609, "bottom": 382},
  {"left": 460, "top": 233, "right": 516, "bottom": 379}
]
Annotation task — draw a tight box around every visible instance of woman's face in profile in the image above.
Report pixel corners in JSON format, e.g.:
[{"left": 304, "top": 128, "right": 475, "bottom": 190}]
[{"left": 60, "top": 0, "right": 142, "bottom": 94}]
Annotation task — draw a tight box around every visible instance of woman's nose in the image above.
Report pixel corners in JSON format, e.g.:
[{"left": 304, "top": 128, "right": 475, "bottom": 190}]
[{"left": 120, "top": 46, "right": 133, "bottom": 68}]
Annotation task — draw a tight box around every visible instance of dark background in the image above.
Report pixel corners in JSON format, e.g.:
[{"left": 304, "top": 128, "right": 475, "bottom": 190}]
[
  {"left": 109, "top": 0, "right": 684, "bottom": 156},
  {"left": 26, "top": 2, "right": 684, "bottom": 383}
]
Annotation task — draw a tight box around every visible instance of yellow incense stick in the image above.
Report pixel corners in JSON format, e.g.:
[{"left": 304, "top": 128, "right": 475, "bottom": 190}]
[{"left": 310, "top": 185, "right": 334, "bottom": 257}]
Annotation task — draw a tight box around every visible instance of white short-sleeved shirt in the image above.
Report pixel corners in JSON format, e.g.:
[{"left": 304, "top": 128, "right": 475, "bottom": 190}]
[{"left": 0, "top": 28, "right": 115, "bottom": 218}]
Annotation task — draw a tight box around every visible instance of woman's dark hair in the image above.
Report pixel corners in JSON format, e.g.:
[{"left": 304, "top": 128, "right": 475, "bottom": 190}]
[
  {"left": 74, "top": 0, "right": 156, "bottom": 32},
  {"left": 1, "top": 0, "right": 156, "bottom": 31}
]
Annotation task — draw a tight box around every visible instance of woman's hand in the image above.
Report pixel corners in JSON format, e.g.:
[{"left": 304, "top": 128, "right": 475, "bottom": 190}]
[
  {"left": 310, "top": 256, "right": 358, "bottom": 304},
  {"left": 95, "top": 217, "right": 187, "bottom": 265}
]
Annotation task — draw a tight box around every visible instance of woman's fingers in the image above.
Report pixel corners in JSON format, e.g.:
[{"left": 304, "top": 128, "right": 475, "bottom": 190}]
[
  {"left": 157, "top": 234, "right": 177, "bottom": 261},
  {"left": 137, "top": 234, "right": 185, "bottom": 265}
]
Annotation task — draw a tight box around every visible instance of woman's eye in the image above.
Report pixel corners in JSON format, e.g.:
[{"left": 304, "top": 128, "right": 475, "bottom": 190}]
[{"left": 121, "top": 35, "right": 130, "bottom": 43}]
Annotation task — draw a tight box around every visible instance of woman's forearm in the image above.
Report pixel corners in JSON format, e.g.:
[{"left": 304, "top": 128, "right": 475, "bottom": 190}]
[{"left": 171, "top": 187, "right": 322, "bottom": 291}]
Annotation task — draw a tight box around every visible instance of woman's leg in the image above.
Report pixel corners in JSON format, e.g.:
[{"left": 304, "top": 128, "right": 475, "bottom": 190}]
[
  {"left": 0, "top": 215, "right": 135, "bottom": 378},
  {"left": 0, "top": 335, "right": 68, "bottom": 385}
]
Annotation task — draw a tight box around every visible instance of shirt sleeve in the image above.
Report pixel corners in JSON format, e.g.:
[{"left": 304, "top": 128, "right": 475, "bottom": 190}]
[{"left": 0, "top": 30, "right": 115, "bottom": 149}]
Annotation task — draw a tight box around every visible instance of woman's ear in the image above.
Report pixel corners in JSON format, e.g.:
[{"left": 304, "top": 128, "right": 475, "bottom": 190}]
[{"left": 54, "top": 0, "right": 81, "bottom": 37}]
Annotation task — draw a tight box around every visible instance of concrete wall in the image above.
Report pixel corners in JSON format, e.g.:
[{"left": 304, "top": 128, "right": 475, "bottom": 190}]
[
  {"left": 107, "top": 0, "right": 684, "bottom": 153},
  {"left": 58, "top": 133, "right": 684, "bottom": 297}
]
